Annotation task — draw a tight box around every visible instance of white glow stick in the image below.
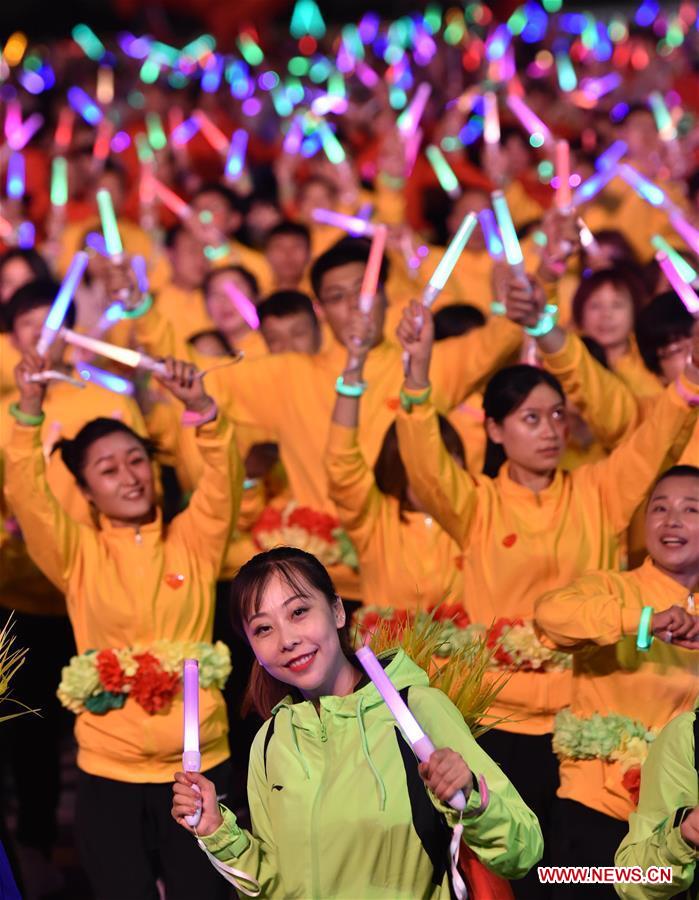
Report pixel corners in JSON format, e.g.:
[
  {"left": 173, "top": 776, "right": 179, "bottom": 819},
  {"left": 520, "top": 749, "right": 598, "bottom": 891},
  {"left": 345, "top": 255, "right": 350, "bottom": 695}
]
[
  {"left": 60, "top": 329, "right": 168, "bottom": 375},
  {"left": 423, "top": 213, "right": 477, "bottom": 307},
  {"left": 397, "top": 83, "right": 431, "bottom": 139},
  {"left": 577, "top": 218, "right": 601, "bottom": 255},
  {"left": 356, "top": 647, "right": 466, "bottom": 810},
  {"left": 491, "top": 190, "right": 524, "bottom": 272},
  {"left": 182, "top": 659, "right": 202, "bottom": 828},
  {"left": 656, "top": 251, "right": 699, "bottom": 316},
  {"left": 36, "top": 252, "right": 89, "bottom": 355},
  {"left": 483, "top": 92, "right": 500, "bottom": 145}
]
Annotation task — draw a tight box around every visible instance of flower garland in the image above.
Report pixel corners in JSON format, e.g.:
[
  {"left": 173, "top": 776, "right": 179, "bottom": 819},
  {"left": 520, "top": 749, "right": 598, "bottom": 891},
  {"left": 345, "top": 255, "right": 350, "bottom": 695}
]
[
  {"left": 57, "top": 640, "right": 231, "bottom": 716},
  {"left": 353, "top": 607, "right": 571, "bottom": 673},
  {"left": 252, "top": 501, "right": 358, "bottom": 569},
  {"left": 553, "top": 708, "right": 658, "bottom": 805}
]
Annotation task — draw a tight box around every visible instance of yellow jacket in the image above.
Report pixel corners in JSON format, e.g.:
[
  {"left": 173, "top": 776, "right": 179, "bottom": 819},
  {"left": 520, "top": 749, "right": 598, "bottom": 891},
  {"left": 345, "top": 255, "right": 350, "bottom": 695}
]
[
  {"left": 0, "top": 334, "right": 20, "bottom": 399},
  {"left": 395, "top": 373, "right": 699, "bottom": 735},
  {"left": 325, "top": 422, "right": 464, "bottom": 609},
  {"left": 4, "top": 413, "right": 242, "bottom": 782},
  {"left": 536, "top": 558, "right": 699, "bottom": 820}
]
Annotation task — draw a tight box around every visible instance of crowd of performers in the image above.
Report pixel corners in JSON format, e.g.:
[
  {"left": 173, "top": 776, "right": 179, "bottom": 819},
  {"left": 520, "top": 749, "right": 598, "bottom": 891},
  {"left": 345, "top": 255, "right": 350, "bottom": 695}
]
[{"left": 0, "top": 2, "right": 698, "bottom": 898}]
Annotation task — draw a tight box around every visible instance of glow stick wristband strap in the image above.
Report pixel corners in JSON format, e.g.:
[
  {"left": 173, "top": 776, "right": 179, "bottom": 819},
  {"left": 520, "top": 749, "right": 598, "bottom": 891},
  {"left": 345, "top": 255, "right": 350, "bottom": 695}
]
[
  {"left": 400, "top": 385, "right": 431, "bottom": 412},
  {"left": 335, "top": 375, "right": 367, "bottom": 397},
  {"left": 196, "top": 838, "right": 261, "bottom": 897},
  {"left": 525, "top": 304, "right": 559, "bottom": 338},
  {"left": 9, "top": 403, "right": 45, "bottom": 427},
  {"left": 636, "top": 606, "right": 654, "bottom": 651},
  {"left": 120, "top": 294, "right": 153, "bottom": 319}
]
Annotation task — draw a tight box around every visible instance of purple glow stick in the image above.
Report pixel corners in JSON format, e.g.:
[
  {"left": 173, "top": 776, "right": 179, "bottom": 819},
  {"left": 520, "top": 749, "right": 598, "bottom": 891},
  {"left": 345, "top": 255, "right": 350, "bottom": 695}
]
[
  {"left": 223, "top": 282, "right": 259, "bottom": 329},
  {"left": 656, "top": 251, "right": 699, "bottom": 316},
  {"left": 182, "top": 659, "right": 202, "bottom": 828},
  {"left": 669, "top": 213, "right": 699, "bottom": 257},
  {"left": 171, "top": 117, "right": 200, "bottom": 146},
  {"left": 7, "top": 113, "right": 44, "bottom": 151},
  {"left": 356, "top": 647, "right": 466, "bottom": 810},
  {"left": 311, "top": 208, "right": 376, "bottom": 237},
  {"left": 397, "top": 83, "right": 431, "bottom": 138},
  {"left": 505, "top": 94, "right": 553, "bottom": 147},
  {"left": 572, "top": 166, "right": 617, "bottom": 206}
]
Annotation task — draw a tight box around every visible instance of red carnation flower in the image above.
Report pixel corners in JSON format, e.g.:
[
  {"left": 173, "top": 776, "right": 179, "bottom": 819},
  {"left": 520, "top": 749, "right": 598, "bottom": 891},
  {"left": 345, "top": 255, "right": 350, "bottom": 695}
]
[
  {"left": 288, "top": 506, "right": 339, "bottom": 542},
  {"left": 95, "top": 649, "right": 126, "bottom": 692},
  {"left": 429, "top": 604, "right": 471, "bottom": 629},
  {"left": 130, "top": 652, "right": 180, "bottom": 715},
  {"left": 622, "top": 766, "right": 642, "bottom": 806},
  {"left": 252, "top": 506, "right": 284, "bottom": 541},
  {"left": 486, "top": 618, "right": 523, "bottom": 668}
]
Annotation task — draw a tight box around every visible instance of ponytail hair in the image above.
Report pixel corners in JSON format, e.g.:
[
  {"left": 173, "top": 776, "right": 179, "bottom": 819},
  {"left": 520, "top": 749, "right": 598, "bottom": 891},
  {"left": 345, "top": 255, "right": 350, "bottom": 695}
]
[
  {"left": 53, "top": 418, "right": 155, "bottom": 488},
  {"left": 482, "top": 365, "right": 565, "bottom": 477},
  {"left": 230, "top": 547, "right": 354, "bottom": 719}
]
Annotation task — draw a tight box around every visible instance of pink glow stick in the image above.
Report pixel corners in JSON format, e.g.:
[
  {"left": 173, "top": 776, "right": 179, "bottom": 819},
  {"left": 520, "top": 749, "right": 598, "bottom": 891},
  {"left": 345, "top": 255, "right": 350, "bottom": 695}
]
[
  {"left": 555, "top": 140, "right": 572, "bottom": 210},
  {"left": 54, "top": 108, "right": 75, "bottom": 151},
  {"left": 356, "top": 647, "right": 465, "bottom": 810},
  {"left": 193, "top": 110, "right": 229, "bottom": 156},
  {"left": 182, "top": 659, "right": 202, "bottom": 828},
  {"left": 223, "top": 282, "right": 259, "bottom": 329},
  {"left": 669, "top": 213, "right": 699, "bottom": 258},
  {"left": 148, "top": 176, "right": 192, "bottom": 220},
  {"left": 656, "top": 251, "right": 699, "bottom": 316},
  {"left": 397, "top": 83, "right": 431, "bottom": 139},
  {"left": 8, "top": 113, "right": 44, "bottom": 151},
  {"left": 505, "top": 94, "right": 554, "bottom": 147},
  {"left": 311, "top": 208, "right": 376, "bottom": 237},
  {"left": 358, "top": 226, "right": 387, "bottom": 315},
  {"left": 4, "top": 101, "right": 21, "bottom": 143},
  {"left": 483, "top": 92, "right": 500, "bottom": 145}
]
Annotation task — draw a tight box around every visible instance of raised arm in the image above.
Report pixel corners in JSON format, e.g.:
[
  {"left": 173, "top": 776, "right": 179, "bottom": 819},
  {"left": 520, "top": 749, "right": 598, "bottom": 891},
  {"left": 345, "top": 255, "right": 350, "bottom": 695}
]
[
  {"left": 326, "top": 309, "right": 383, "bottom": 552},
  {"left": 4, "top": 352, "right": 84, "bottom": 594},
  {"left": 411, "top": 685, "right": 544, "bottom": 879},
  {"left": 394, "top": 302, "right": 481, "bottom": 545},
  {"left": 615, "top": 711, "right": 699, "bottom": 899}
]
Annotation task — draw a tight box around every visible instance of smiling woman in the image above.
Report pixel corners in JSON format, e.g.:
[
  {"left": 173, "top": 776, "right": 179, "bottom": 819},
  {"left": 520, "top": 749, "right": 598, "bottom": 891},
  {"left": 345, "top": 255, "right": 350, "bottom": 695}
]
[{"left": 171, "top": 547, "right": 544, "bottom": 898}]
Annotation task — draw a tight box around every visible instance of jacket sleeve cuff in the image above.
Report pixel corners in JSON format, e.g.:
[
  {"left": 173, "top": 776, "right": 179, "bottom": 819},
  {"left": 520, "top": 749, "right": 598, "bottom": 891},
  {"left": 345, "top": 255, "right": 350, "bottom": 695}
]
[
  {"left": 327, "top": 421, "right": 359, "bottom": 452},
  {"left": 539, "top": 331, "right": 581, "bottom": 373},
  {"left": 199, "top": 805, "right": 251, "bottom": 858},
  {"left": 664, "top": 818, "right": 699, "bottom": 865},
  {"left": 431, "top": 783, "right": 484, "bottom": 828}
]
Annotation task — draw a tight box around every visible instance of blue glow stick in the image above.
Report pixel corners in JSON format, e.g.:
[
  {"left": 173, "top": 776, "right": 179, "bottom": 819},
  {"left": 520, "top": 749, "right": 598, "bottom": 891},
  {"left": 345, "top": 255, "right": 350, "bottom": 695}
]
[
  {"left": 618, "top": 163, "right": 667, "bottom": 208},
  {"left": 17, "top": 221, "right": 35, "bottom": 249},
  {"left": 224, "top": 129, "right": 248, "bottom": 180},
  {"left": 171, "top": 117, "right": 200, "bottom": 146},
  {"left": 595, "top": 140, "right": 627, "bottom": 171},
  {"left": 478, "top": 209, "right": 505, "bottom": 260},
  {"left": 132, "top": 255, "right": 149, "bottom": 293},
  {"left": 86, "top": 232, "right": 108, "bottom": 257},
  {"left": 423, "top": 212, "right": 477, "bottom": 305},
  {"left": 6, "top": 152, "right": 25, "bottom": 199},
  {"left": 67, "top": 86, "right": 103, "bottom": 126},
  {"left": 78, "top": 364, "right": 135, "bottom": 396},
  {"left": 491, "top": 191, "right": 524, "bottom": 270},
  {"left": 37, "top": 252, "right": 89, "bottom": 355},
  {"left": 572, "top": 167, "right": 617, "bottom": 205}
]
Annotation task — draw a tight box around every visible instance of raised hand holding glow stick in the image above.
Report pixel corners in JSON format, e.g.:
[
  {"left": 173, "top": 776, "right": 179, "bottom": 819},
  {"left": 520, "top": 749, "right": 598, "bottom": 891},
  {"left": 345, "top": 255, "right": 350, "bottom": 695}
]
[
  {"left": 356, "top": 646, "right": 466, "bottom": 810},
  {"left": 60, "top": 329, "right": 168, "bottom": 376},
  {"left": 36, "top": 252, "right": 89, "bottom": 355},
  {"left": 656, "top": 251, "right": 699, "bottom": 316},
  {"left": 182, "top": 659, "right": 202, "bottom": 828},
  {"left": 96, "top": 189, "right": 123, "bottom": 259}
]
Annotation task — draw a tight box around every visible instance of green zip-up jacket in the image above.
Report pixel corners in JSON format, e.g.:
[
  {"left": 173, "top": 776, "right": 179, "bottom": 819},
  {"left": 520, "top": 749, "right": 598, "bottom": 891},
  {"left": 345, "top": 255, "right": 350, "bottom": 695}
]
[
  {"left": 615, "top": 709, "right": 699, "bottom": 899},
  {"left": 200, "top": 650, "right": 543, "bottom": 898}
]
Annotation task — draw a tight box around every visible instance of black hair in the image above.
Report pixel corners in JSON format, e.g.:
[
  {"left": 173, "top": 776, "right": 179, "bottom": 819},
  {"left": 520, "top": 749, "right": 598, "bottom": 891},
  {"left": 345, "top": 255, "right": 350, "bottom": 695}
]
[
  {"left": 688, "top": 169, "right": 699, "bottom": 205},
  {"left": 580, "top": 335, "right": 610, "bottom": 370},
  {"left": 258, "top": 290, "right": 319, "bottom": 325},
  {"left": 482, "top": 365, "right": 566, "bottom": 477},
  {"left": 164, "top": 223, "right": 186, "bottom": 249},
  {"left": 187, "top": 329, "right": 233, "bottom": 355},
  {"left": 54, "top": 418, "right": 155, "bottom": 489},
  {"left": 5, "top": 279, "right": 76, "bottom": 332},
  {"left": 571, "top": 264, "right": 647, "bottom": 329},
  {"left": 375, "top": 417, "right": 465, "bottom": 519},
  {"left": 0, "top": 249, "right": 52, "bottom": 331},
  {"left": 229, "top": 548, "right": 354, "bottom": 718},
  {"left": 310, "top": 237, "right": 390, "bottom": 300},
  {"left": 651, "top": 465, "right": 699, "bottom": 495},
  {"left": 203, "top": 264, "right": 260, "bottom": 301},
  {"left": 635, "top": 291, "right": 694, "bottom": 375},
  {"left": 194, "top": 181, "right": 246, "bottom": 215},
  {"left": 264, "top": 220, "right": 311, "bottom": 249},
  {"left": 433, "top": 304, "right": 486, "bottom": 341}
]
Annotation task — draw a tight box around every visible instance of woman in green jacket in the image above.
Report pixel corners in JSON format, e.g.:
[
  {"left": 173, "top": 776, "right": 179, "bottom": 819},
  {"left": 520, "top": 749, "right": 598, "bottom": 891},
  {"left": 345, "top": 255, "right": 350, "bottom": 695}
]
[{"left": 172, "top": 547, "right": 543, "bottom": 898}]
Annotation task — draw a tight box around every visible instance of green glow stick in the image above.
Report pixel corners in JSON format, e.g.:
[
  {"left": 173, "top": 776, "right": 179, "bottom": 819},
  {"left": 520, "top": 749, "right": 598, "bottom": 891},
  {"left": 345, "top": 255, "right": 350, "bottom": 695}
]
[
  {"left": 651, "top": 236, "right": 697, "bottom": 284},
  {"left": 648, "top": 92, "right": 676, "bottom": 141},
  {"left": 72, "top": 24, "right": 105, "bottom": 61},
  {"left": 492, "top": 190, "right": 524, "bottom": 269},
  {"left": 146, "top": 112, "right": 167, "bottom": 151},
  {"left": 96, "top": 189, "right": 123, "bottom": 258},
  {"left": 319, "top": 124, "right": 346, "bottom": 164},
  {"left": 425, "top": 145, "right": 461, "bottom": 198},
  {"left": 238, "top": 34, "right": 264, "bottom": 66},
  {"left": 135, "top": 133, "right": 155, "bottom": 165},
  {"left": 51, "top": 156, "right": 68, "bottom": 208}
]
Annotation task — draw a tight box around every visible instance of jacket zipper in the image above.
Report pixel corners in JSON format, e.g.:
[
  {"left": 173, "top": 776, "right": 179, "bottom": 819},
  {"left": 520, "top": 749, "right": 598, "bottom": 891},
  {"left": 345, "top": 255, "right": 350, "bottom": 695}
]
[{"left": 310, "top": 710, "right": 326, "bottom": 899}]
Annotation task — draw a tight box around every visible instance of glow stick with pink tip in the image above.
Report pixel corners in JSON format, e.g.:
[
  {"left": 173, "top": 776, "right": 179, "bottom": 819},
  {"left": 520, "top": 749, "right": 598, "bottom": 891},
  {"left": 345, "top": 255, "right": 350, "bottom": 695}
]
[
  {"left": 356, "top": 646, "right": 466, "bottom": 811},
  {"left": 505, "top": 94, "right": 553, "bottom": 147},
  {"left": 358, "top": 226, "right": 388, "bottom": 315},
  {"left": 60, "top": 329, "right": 168, "bottom": 376},
  {"left": 656, "top": 251, "right": 699, "bottom": 316},
  {"left": 182, "top": 659, "right": 202, "bottom": 828},
  {"left": 149, "top": 176, "right": 192, "bottom": 220},
  {"left": 555, "top": 140, "right": 572, "bottom": 210},
  {"left": 224, "top": 282, "right": 259, "bottom": 329}
]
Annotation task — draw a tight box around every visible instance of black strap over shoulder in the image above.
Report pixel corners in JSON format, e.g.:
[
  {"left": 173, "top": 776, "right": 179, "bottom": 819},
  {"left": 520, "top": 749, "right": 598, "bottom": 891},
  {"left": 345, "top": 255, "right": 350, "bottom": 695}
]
[{"left": 262, "top": 716, "right": 276, "bottom": 779}]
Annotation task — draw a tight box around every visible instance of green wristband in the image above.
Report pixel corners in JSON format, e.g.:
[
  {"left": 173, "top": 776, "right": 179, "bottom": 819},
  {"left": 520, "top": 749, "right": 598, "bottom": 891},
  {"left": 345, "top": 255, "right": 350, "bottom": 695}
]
[
  {"left": 399, "top": 385, "right": 432, "bottom": 412},
  {"left": 490, "top": 301, "right": 506, "bottom": 317},
  {"left": 525, "top": 304, "right": 559, "bottom": 338},
  {"left": 636, "top": 606, "right": 654, "bottom": 652},
  {"left": 120, "top": 293, "right": 153, "bottom": 319},
  {"left": 9, "top": 402, "right": 45, "bottom": 426},
  {"left": 336, "top": 375, "right": 367, "bottom": 398}
]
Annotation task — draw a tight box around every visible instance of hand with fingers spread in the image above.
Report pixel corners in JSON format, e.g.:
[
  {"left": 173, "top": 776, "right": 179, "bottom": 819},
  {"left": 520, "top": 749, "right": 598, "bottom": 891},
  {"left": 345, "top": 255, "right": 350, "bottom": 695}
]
[
  {"left": 651, "top": 605, "right": 699, "bottom": 648},
  {"left": 418, "top": 747, "right": 474, "bottom": 806},
  {"left": 14, "top": 351, "right": 48, "bottom": 418},
  {"left": 172, "top": 771, "right": 223, "bottom": 837},
  {"left": 154, "top": 357, "right": 213, "bottom": 414},
  {"left": 396, "top": 300, "right": 433, "bottom": 389}
]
